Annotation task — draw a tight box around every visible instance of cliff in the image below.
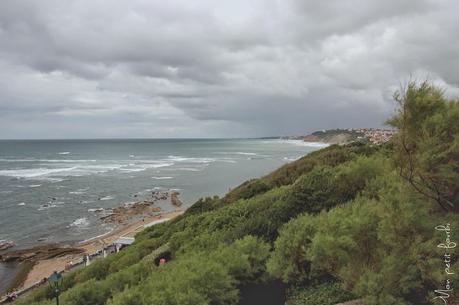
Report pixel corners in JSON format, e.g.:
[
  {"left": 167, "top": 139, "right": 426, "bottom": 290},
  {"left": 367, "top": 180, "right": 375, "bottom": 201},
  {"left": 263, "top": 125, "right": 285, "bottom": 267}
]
[{"left": 301, "top": 128, "right": 395, "bottom": 145}]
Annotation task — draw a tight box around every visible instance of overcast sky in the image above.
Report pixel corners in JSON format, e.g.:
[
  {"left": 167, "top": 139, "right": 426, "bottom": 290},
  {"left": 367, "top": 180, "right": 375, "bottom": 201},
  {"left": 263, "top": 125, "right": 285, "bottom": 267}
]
[{"left": 1, "top": 0, "right": 458, "bottom": 139}]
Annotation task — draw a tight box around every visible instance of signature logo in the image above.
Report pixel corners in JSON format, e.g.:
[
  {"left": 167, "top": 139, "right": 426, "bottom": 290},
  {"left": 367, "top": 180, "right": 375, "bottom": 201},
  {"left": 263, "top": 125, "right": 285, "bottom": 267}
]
[{"left": 433, "top": 224, "right": 456, "bottom": 305}]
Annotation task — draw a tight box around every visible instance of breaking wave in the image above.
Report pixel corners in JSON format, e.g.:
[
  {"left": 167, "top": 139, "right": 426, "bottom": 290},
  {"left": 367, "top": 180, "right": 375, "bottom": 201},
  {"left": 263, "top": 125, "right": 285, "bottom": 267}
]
[{"left": 68, "top": 217, "right": 89, "bottom": 228}]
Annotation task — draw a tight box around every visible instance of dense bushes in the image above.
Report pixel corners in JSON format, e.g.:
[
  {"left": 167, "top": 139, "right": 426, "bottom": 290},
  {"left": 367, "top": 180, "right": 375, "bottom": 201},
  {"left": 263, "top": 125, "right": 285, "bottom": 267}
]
[
  {"left": 222, "top": 142, "right": 381, "bottom": 204},
  {"left": 286, "top": 282, "right": 355, "bottom": 305},
  {"left": 108, "top": 236, "right": 270, "bottom": 305},
  {"left": 268, "top": 172, "right": 459, "bottom": 304}
]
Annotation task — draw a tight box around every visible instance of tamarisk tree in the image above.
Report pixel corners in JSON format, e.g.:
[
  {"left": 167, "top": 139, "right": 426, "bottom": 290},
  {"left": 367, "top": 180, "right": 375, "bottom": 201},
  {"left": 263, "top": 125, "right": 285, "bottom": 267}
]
[{"left": 387, "top": 81, "right": 459, "bottom": 211}]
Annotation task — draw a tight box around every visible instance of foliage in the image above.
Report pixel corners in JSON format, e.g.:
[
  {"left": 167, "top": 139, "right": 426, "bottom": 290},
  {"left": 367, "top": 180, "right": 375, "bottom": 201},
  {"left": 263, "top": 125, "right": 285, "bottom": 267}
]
[
  {"left": 185, "top": 195, "right": 221, "bottom": 215},
  {"left": 269, "top": 172, "right": 459, "bottom": 304},
  {"left": 222, "top": 142, "right": 381, "bottom": 204},
  {"left": 267, "top": 213, "right": 318, "bottom": 282},
  {"left": 286, "top": 282, "right": 355, "bottom": 305},
  {"left": 108, "top": 237, "right": 270, "bottom": 305},
  {"left": 387, "top": 81, "right": 459, "bottom": 211}
]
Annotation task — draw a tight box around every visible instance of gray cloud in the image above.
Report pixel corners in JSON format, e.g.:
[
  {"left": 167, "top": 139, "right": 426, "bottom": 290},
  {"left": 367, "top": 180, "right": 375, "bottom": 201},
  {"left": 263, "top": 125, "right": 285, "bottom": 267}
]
[{"left": 0, "top": 0, "right": 458, "bottom": 138}]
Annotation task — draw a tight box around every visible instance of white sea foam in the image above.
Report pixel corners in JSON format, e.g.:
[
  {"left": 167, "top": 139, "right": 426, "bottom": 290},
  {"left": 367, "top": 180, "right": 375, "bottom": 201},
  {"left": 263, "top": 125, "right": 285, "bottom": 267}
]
[
  {"left": 150, "top": 162, "right": 175, "bottom": 168},
  {"left": 235, "top": 152, "right": 258, "bottom": 156},
  {"left": 69, "top": 188, "right": 89, "bottom": 195},
  {"left": 152, "top": 176, "right": 174, "bottom": 180},
  {"left": 58, "top": 152, "right": 71, "bottom": 155},
  {"left": 0, "top": 159, "right": 178, "bottom": 180},
  {"left": 120, "top": 168, "right": 145, "bottom": 172},
  {"left": 28, "top": 184, "right": 41, "bottom": 188},
  {"left": 17, "top": 202, "right": 26, "bottom": 206},
  {"left": 119, "top": 162, "right": 174, "bottom": 172},
  {"left": 0, "top": 159, "right": 96, "bottom": 163},
  {"left": 40, "top": 159, "right": 98, "bottom": 163},
  {"left": 69, "top": 217, "right": 89, "bottom": 228},
  {"left": 48, "top": 178, "right": 65, "bottom": 183},
  {"left": 167, "top": 155, "right": 215, "bottom": 163},
  {"left": 99, "top": 195, "right": 114, "bottom": 201},
  {"left": 219, "top": 158, "right": 237, "bottom": 163},
  {"left": 174, "top": 167, "right": 201, "bottom": 172},
  {"left": 0, "top": 167, "right": 78, "bottom": 178}
]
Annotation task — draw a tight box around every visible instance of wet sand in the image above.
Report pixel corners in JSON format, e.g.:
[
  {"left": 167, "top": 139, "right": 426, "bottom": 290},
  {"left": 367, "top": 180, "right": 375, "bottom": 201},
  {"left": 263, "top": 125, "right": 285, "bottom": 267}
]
[{"left": 21, "top": 209, "right": 184, "bottom": 288}]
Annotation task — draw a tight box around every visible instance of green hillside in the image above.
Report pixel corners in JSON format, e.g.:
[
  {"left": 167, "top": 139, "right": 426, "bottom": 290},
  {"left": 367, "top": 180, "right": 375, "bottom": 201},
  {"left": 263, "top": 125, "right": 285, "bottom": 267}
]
[{"left": 15, "top": 82, "right": 459, "bottom": 305}]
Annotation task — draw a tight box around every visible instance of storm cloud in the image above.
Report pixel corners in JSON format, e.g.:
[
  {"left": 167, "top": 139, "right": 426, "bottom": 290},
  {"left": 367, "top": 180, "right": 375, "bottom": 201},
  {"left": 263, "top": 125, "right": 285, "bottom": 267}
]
[{"left": 1, "top": 0, "right": 458, "bottom": 138}]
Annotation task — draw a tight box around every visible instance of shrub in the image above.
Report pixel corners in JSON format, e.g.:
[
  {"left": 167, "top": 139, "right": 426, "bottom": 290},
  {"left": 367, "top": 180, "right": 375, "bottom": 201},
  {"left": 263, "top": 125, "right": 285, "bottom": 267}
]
[{"left": 286, "top": 282, "right": 355, "bottom": 305}]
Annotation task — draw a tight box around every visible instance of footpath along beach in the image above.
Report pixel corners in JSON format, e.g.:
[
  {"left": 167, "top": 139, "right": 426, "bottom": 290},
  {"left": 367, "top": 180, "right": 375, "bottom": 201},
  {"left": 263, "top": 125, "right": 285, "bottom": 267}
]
[
  {"left": 0, "top": 208, "right": 183, "bottom": 303},
  {"left": 23, "top": 209, "right": 183, "bottom": 287},
  {"left": 0, "top": 188, "right": 185, "bottom": 296}
]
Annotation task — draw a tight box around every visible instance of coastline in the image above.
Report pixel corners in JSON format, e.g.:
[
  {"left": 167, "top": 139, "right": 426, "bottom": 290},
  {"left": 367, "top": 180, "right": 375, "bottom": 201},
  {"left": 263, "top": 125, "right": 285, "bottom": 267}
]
[
  {"left": 0, "top": 138, "right": 322, "bottom": 300},
  {"left": 8, "top": 209, "right": 184, "bottom": 293}
]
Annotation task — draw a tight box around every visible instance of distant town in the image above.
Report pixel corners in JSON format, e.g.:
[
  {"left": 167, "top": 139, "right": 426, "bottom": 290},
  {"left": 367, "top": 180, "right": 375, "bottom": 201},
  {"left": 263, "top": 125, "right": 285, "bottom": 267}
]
[{"left": 282, "top": 128, "right": 396, "bottom": 145}]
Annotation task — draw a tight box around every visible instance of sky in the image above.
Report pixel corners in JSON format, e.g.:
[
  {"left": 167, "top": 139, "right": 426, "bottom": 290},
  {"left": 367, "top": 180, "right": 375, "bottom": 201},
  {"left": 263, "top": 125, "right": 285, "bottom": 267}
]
[{"left": 0, "top": 0, "right": 458, "bottom": 139}]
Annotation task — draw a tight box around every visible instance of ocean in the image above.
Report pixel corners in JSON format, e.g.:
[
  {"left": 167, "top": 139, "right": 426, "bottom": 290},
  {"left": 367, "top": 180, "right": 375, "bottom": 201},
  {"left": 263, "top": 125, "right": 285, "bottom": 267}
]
[{"left": 0, "top": 138, "right": 325, "bottom": 293}]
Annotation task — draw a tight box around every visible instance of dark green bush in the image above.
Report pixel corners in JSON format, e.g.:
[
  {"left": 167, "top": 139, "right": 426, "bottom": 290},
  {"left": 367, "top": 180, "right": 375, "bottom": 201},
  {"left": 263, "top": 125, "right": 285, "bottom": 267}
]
[{"left": 287, "top": 282, "right": 355, "bottom": 305}]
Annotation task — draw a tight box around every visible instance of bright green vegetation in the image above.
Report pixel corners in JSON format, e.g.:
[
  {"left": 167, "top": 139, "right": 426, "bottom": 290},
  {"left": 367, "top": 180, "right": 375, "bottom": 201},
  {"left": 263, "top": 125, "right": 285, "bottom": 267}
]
[{"left": 15, "top": 82, "right": 458, "bottom": 305}]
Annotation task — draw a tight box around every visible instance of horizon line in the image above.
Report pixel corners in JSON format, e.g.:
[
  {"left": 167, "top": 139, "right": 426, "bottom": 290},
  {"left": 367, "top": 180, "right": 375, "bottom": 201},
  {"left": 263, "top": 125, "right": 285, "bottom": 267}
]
[{"left": 0, "top": 136, "right": 283, "bottom": 141}]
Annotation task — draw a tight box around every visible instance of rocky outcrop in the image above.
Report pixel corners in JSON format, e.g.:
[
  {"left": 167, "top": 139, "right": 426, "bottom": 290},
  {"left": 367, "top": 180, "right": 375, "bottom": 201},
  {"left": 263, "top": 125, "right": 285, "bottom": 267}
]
[
  {"left": 0, "top": 240, "right": 15, "bottom": 251},
  {"left": 100, "top": 201, "right": 162, "bottom": 224},
  {"left": 302, "top": 128, "right": 395, "bottom": 145},
  {"left": 303, "top": 129, "right": 360, "bottom": 144},
  {"left": 0, "top": 245, "right": 84, "bottom": 262},
  {"left": 171, "top": 192, "right": 183, "bottom": 207}
]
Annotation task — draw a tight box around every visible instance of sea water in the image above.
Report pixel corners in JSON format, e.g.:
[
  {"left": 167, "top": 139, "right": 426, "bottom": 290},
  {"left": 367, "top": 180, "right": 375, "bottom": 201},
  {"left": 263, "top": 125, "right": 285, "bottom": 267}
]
[{"left": 0, "top": 138, "right": 325, "bottom": 248}]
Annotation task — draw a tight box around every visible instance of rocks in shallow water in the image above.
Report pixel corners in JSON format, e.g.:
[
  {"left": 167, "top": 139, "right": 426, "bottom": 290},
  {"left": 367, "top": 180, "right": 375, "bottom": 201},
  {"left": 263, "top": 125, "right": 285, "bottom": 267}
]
[
  {"left": 0, "top": 244, "right": 84, "bottom": 262},
  {"left": 170, "top": 192, "right": 183, "bottom": 207},
  {"left": 100, "top": 201, "right": 162, "bottom": 224},
  {"left": 0, "top": 240, "right": 15, "bottom": 251},
  {"left": 98, "top": 189, "right": 181, "bottom": 224},
  {"left": 152, "top": 191, "right": 168, "bottom": 201}
]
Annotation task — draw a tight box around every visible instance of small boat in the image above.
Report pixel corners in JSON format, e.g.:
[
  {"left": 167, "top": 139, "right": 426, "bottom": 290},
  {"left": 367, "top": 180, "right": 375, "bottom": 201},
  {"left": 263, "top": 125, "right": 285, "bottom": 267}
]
[{"left": 0, "top": 240, "right": 15, "bottom": 250}]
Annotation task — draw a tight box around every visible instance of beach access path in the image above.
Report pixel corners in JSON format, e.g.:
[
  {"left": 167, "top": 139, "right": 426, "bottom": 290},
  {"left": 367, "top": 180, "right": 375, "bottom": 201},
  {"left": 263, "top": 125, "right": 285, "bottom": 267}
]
[{"left": 21, "top": 209, "right": 184, "bottom": 288}]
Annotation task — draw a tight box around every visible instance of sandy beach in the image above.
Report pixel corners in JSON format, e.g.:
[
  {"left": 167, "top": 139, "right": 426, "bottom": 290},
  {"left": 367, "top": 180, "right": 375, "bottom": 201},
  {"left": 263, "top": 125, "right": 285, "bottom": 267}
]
[{"left": 21, "top": 209, "right": 184, "bottom": 288}]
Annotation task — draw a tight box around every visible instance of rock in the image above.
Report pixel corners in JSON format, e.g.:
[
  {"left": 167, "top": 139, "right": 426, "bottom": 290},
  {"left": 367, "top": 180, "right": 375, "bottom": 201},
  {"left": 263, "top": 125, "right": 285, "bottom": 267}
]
[
  {"left": 171, "top": 192, "right": 183, "bottom": 207},
  {"left": 100, "top": 201, "right": 162, "bottom": 224},
  {"left": 0, "top": 240, "right": 15, "bottom": 251},
  {"left": 0, "top": 244, "right": 84, "bottom": 262},
  {"left": 151, "top": 191, "right": 168, "bottom": 201}
]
